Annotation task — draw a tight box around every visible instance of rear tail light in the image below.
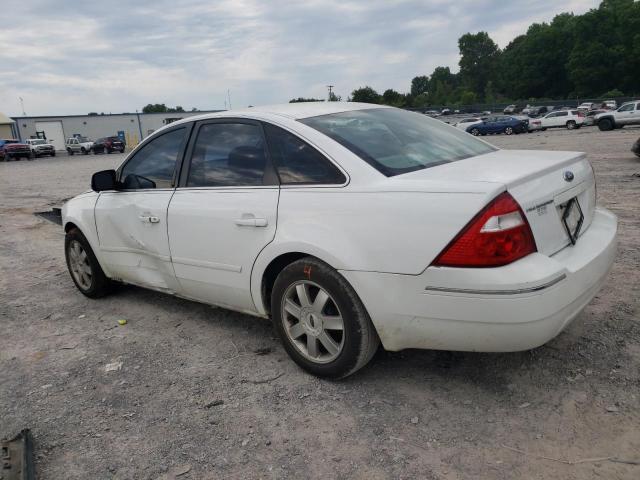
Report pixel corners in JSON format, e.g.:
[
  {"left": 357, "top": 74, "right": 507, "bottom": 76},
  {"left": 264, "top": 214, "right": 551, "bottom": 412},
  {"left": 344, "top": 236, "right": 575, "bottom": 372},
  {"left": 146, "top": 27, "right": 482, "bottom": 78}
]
[{"left": 432, "top": 192, "right": 537, "bottom": 268}]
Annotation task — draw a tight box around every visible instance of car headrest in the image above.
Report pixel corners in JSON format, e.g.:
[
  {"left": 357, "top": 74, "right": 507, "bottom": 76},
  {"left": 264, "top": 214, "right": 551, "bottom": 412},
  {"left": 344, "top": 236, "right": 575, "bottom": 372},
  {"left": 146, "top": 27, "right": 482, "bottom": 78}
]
[{"left": 228, "top": 145, "right": 266, "bottom": 171}]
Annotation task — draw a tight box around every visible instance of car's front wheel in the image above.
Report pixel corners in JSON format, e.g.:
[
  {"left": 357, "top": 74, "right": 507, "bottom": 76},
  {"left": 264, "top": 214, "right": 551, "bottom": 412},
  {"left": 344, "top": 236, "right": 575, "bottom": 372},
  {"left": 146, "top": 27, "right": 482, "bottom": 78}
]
[
  {"left": 504, "top": 126, "right": 514, "bottom": 135},
  {"left": 271, "top": 257, "right": 379, "bottom": 378},
  {"left": 598, "top": 119, "right": 614, "bottom": 131},
  {"left": 470, "top": 128, "right": 480, "bottom": 136},
  {"left": 567, "top": 120, "right": 576, "bottom": 130},
  {"left": 67, "top": 148, "right": 74, "bottom": 155},
  {"left": 65, "top": 228, "right": 111, "bottom": 298}
]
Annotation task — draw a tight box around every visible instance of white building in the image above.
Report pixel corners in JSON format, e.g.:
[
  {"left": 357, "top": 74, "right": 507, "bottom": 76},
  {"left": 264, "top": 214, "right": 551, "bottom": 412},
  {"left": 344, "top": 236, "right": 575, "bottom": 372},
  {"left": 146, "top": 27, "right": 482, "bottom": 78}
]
[{"left": 12, "top": 110, "right": 223, "bottom": 150}]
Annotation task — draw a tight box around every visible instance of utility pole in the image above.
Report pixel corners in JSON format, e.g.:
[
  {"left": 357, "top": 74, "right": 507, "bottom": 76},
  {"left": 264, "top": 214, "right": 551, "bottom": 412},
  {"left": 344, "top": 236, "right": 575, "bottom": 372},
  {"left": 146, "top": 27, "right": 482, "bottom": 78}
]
[
  {"left": 18, "top": 97, "right": 26, "bottom": 116},
  {"left": 327, "top": 85, "right": 334, "bottom": 101}
]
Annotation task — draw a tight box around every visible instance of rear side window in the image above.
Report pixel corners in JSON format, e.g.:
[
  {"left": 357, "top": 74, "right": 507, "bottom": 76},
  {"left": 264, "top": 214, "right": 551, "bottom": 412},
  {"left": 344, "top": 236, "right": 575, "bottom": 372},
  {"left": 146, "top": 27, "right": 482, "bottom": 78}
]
[
  {"left": 263, "top": 123, "right": 346, "bottom": 185},
  {"left": 186, "top": 123, "right": 267, "bottom": 187},
  {"left": 301, "top": 108, "right": 496, "bottom": 177},
  {"left": 120, "top": 127, "right": 186, "bottom": 189}
]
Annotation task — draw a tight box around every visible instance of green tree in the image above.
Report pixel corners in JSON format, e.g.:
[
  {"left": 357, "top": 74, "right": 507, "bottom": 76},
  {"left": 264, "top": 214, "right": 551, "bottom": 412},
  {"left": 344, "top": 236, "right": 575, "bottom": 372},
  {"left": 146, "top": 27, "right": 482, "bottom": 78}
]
[
  {"left": 459, "top": 90, "right": 477, "bottom": 105},
  {"left": 142, "top": 103, "right": 168, "bottom": 113},
  {"left": 458, "top": 32, "right": 500, "bottom": 100},
  {"left": 382, "top": 89, "right": 404, "bottom": 106},
  {"left": 410, "top": 75, "right": 429, "bottom": 97},
  {"left": 350, "top": 86, "right": 382, "bottom": 104},
  {"left": 289, "top": 97, "right": 324, "bottom": 103}
]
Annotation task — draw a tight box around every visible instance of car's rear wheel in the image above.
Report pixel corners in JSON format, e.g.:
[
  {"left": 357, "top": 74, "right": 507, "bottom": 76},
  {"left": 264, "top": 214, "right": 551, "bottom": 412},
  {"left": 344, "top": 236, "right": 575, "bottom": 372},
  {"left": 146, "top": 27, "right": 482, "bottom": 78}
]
[
  {"left": 65, "top": 228, "right": 111, "bottom": 298},
  {"left": 81, "top": 147, "right": 88, "bottom": 155},
  {"left": 598, "top": 119, "right": 613, "bottom": 131},
  {"left": 567, "top": 120, "right": 576, "bottom": 130},
  {"left": 504, "top": 126, "right": 514, "bottom": 135},
  {"left": 67, "top": 148, "right": 74, "bottom": 155},
  {"left": 271, "top": 257, "right": 379, "bottom": 378},
  {"left": 470, "top": 128, "right": 480, "bottom": 136}
]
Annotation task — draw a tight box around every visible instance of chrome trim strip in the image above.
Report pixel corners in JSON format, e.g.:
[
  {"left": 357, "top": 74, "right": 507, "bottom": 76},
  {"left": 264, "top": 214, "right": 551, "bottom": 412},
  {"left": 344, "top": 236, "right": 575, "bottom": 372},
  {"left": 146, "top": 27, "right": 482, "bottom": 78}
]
[{"left": 424, "top": 274, "right": 567, "bottom": 295}]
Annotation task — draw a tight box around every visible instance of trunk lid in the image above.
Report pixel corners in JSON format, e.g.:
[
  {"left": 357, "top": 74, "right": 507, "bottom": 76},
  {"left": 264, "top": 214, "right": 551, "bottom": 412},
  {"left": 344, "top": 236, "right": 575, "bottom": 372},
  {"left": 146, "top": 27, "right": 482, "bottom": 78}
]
[{"left": 391, "top": 149, "right": 597, "bottom": 255}]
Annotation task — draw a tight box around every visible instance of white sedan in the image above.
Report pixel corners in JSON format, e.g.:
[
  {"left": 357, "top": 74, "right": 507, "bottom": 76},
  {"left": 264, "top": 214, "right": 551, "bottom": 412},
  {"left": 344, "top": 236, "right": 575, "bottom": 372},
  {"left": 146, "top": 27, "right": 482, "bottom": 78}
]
[
  {"left": 62, "top": 103, "right": 617, "bottom": 378},
  {"left": 453, "top": 117, "right": 483, "bottom": 131}
]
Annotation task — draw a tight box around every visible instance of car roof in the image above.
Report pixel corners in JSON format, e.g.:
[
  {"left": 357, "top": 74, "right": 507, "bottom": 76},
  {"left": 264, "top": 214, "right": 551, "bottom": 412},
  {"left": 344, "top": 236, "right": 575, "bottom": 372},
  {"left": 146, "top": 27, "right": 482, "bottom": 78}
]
[{"left": 179, "top": 102, "right": 391, "bottom": 122}]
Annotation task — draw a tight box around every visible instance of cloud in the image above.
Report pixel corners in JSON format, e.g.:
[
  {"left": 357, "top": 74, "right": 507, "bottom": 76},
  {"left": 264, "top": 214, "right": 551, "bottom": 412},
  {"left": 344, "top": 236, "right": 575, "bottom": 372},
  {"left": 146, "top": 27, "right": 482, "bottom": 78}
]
[{"left": 0, "top": 0, "right": 600, "bottom": 116}]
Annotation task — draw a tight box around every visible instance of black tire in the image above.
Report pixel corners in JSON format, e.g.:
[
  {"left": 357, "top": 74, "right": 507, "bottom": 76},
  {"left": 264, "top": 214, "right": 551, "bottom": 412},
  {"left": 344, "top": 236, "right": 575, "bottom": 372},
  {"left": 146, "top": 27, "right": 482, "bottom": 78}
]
[
  {"left": 67, "top": 148, "right": 74, "bottom": 155},
  {"left": 65, "top": 228, "right": 111, "bottom": 298},
  {"left": 107, "top": 148, "right": 112, "bottom": 154},
  {"left": 51, "top": 151, "right": 56, "bottom": 157},
  {"left": 81, "top": 147, "right": 88, "bottom": 155},
  {"left": 271, "top": 257, "right": 379, "bottom": 378},
  {"left": 470, "top": 128, "right": 480, "bottom": 136},
  {"left": 567, "top": 120, "right": 576, "bottom": 130},
  {"left": 504, "top": 126, "right": 514, "bottom": 135},
  {"left": 119, "top": 148, "right": 125, "bottom": 153},
  {"left": 598, "top": 118, "right": 614, "bottom": 131}
]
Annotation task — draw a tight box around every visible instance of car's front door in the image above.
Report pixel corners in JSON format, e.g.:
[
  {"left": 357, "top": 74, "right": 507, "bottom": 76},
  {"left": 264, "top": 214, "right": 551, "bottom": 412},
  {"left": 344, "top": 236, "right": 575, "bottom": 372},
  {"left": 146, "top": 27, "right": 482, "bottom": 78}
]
[
  {"left": 167, "top": 119, "right": 280, "bottom": 313},
  {"left": 616, "top": 103, "right": 635, "bottom": 124},
  {"left": 94, "top": 125, "right": 191, "bottom": 292}
]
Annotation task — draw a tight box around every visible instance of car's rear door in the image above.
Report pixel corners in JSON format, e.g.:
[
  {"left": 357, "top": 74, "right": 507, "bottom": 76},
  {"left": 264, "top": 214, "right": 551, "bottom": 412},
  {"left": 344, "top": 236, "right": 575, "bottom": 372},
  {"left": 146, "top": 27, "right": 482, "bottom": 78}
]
[
  {"left": 167, "top": 119, "right": 280, "bottom": 313},
  {"left": 94, "top": 124, "right": 191, "bottom": 291}
]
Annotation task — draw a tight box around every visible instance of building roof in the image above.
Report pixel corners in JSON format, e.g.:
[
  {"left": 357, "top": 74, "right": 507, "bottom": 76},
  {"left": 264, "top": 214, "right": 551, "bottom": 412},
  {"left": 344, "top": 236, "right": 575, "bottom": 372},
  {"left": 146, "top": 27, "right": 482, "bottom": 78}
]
[{"left": 0, "top": 112, "right": 15, "bottom": 125}]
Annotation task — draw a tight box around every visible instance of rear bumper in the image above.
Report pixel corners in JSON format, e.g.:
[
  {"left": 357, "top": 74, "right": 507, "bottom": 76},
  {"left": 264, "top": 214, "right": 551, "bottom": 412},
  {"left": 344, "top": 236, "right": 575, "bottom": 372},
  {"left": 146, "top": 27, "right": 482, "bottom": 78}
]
[{"left": 341, "top": 208, "right": 617, "bottom": 352}]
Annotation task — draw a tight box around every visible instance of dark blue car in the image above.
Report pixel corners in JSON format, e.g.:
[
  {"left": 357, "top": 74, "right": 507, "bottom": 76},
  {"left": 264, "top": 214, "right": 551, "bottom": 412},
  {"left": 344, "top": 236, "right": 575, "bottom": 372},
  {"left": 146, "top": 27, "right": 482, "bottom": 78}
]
[{"left": 465, "top": 116, "right": 527, "bottom": 136}]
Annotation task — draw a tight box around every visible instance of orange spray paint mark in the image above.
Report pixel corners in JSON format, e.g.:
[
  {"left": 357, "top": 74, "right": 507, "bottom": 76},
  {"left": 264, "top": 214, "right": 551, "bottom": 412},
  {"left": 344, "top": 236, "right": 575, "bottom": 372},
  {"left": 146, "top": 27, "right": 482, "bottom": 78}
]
[{"left": 303, "top": 265, "right": 312, "bottom": 279}]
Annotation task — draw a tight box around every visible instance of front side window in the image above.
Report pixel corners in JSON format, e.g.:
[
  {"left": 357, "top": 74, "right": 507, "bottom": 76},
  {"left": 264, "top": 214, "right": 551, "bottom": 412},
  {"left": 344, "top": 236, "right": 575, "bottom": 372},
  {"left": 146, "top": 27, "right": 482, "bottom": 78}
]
[
  {"left": 120, "top": 127, "right": 186, "bottom": 189},
  {"left": 263, "top": 123, "right": 346, "bottom": 185},
  {"left": 301, "top": 108, "right": 496, "bottom": 177},
  {"left": 186, "top": 123, "right": 266, "bottom": 187},
  {"left": 619, "top": 104, "right": 634, "bottom": 112}
]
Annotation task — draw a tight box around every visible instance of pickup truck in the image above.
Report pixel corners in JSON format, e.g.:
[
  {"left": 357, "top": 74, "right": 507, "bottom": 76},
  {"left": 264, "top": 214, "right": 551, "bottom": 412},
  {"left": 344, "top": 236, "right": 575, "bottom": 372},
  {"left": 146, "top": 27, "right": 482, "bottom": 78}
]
[
  {"left": 25, "top": 138, "right": 56, "bottom": 158},
  {"left": 0, "top": 139, "right": 31, "bottom": 161},
  {"left": 595, "top": 101, "right": 640, "bottom": 131},
  {"left": 66, "top": 137, "right": 93, "bottom": 155}
]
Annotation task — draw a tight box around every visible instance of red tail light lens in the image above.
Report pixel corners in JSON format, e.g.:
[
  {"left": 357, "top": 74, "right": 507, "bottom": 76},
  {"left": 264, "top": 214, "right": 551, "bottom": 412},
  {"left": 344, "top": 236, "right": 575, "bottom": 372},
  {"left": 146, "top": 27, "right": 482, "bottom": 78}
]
[{"left": 432, "top": 192, "right": 537, "bottom": 268}]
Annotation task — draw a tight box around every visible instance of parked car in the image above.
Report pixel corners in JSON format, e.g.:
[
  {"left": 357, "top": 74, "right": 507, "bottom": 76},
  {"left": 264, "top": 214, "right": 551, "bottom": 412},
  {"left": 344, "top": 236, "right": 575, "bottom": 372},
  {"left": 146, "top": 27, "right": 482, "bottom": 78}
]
[
  {"left": 454, "top": 117, "right": 483, "bottom": 131},
  {"left": 578, "top": 102, "right": 597, "bottom": 111},
  {"left": 503, "top": 104, "right": 519, "bottom": 114},
  {"left": 441, "top": 108, "right": 452, "bottom": 115},
  {"left": 92, "top": 136, "right": 126, "bottom": 154},
  {"left": 584, "top": 109, "right": 606, "bottom": 126},
  {"left": 603, "top": 100, "right": 617, "bottom": 110},
  {"left": 595, "top": 101, "right": 640, "bottom": 131},
  {"left": 424, "top": 110, "right": 440, "bottom": 117},
  {"left": 66, "top": 137, "right": 93, "bottom": 155},
  {"left": 0, "top": 139, "right": 31, "bottom": 161},
  {"left": 61, "top": 103, "right": 617, "bottom": 378},
  {"left": 538, "top": 110, "right": 585, "bottom": 130},
  {"left": 25, "top": 138, "right": 56, "bottom": 158},
  {"left": 521, "top": 105, "right": 532, "bottom": 115},
  {"left": 466, "top": 116, "right": 527, "bottom": 136},
  {"left": 632, "top": 136, "right": 640, "bottom": 157}
]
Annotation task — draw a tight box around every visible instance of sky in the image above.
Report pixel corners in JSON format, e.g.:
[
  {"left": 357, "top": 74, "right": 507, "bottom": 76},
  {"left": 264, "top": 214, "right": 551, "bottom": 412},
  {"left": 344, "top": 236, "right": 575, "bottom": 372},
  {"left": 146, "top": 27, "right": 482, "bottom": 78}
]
[{"left": 0, "top": 0, "right": 600, "bottom": 116}]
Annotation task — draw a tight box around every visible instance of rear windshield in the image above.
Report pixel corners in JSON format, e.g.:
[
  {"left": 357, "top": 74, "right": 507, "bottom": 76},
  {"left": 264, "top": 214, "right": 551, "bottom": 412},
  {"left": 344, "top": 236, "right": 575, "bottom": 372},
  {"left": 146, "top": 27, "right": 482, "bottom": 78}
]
[{"left": 300, "top": 108, "right": 496, "bottom": 177}]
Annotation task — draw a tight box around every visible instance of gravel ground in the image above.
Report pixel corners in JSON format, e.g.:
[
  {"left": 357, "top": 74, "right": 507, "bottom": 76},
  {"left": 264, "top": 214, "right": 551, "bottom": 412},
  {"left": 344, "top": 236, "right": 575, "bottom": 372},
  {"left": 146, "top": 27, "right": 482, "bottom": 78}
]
[{"left": 1, "top": 126, "right": 639, "bottom": 479}]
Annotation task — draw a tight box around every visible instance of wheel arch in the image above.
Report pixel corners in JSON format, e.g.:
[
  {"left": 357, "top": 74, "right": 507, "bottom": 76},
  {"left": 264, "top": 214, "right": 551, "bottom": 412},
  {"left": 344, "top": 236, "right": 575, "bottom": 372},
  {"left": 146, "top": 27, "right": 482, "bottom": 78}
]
[{"left": 251, "top": 243, "right": 347, "bottom": 317}]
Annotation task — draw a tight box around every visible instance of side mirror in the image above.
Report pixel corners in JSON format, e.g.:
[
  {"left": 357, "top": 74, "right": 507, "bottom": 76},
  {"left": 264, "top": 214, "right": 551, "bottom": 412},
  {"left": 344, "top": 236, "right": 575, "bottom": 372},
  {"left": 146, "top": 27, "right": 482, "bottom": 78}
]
[{"left": 91, "top": 169, "right": 117, "bottom": 192}]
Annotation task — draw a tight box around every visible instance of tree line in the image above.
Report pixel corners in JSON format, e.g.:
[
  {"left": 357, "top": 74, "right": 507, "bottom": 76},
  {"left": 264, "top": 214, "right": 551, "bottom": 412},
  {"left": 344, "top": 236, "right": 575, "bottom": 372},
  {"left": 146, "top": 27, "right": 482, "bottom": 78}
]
[{"left": 294, "top": 0, "right": 639, "bottom": 108}]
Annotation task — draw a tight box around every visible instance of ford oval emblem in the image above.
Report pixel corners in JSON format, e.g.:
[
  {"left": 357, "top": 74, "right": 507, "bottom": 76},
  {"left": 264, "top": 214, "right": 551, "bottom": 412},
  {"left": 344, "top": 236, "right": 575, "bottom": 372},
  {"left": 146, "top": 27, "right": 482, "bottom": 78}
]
[{"left": 563, "top": 171, "right": 574, "bottom": 182}]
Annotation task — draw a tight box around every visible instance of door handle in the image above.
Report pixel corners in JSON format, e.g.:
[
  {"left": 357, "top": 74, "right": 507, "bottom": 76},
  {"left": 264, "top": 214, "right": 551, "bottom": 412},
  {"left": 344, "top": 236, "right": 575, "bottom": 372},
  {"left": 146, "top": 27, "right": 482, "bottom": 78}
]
[
  {"left": 235, "top": 217, "right": 268, "bottom": 227},
  {"left": 139, "top": 215, "right": 160, "bottom": 224}
]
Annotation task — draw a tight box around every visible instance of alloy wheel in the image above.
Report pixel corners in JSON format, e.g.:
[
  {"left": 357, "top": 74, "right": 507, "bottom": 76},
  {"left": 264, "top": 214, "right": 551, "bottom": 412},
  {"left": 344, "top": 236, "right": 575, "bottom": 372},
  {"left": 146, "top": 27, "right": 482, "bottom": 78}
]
[
  {"left": 281, "top": 280, "right": 345, "bottom": 363},
  {"left": 68, "top": 240, "right": 92, "bottom": 290}
]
